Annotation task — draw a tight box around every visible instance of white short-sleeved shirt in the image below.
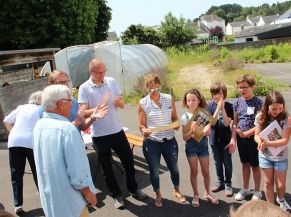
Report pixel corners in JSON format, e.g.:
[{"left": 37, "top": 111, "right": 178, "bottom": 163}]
[
  {"left": 78, "top": 77, "right": 123, "bottom": 137},
  {"left": 3, "top": 104, "right": 41, "bottom": 149}
]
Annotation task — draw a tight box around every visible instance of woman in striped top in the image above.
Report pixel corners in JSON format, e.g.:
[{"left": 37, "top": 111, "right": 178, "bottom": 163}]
[{"left": 137, "top": 72, "right": 186, "bottom": 208}]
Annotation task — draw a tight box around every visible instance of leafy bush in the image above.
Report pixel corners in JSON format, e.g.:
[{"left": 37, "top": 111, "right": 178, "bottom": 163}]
[
  {"left": 220, "top": 56, "right": 243, "bottom": 72},
  {"left": 254, "top": 74, "right": 274, "bottom": 96},
  {"left": 219, "top": 47, "right": 230, "bottom": 60}
]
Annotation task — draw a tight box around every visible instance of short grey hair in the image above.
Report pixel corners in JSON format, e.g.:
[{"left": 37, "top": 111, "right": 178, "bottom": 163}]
[
  {"left": 42, "top": 84, "right": 71, "bottom": 111},
  {"left": 28, "top": 91, "right": 43, "bottom": 105}
]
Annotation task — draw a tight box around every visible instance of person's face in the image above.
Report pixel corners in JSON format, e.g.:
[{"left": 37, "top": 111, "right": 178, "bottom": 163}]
[
  {"left": 186, "top": 93, "right": 200, "bottom": 112},
  {"left": 268, "top": 103, "right": 284, "bottom": 118},
  {"left": 237, "top": 81, "right": 254, "bottom": 100},
  {"left": 90, "top": 63, "right": 106, "bottom": 82},
  {"left": 58, "top": 97, "right": 72, "bottom": 119},
  {"left": 148, "top": 83, "right": 160, "bottom": 97},
  {"left": 52, "top": 74, "right": 70, "bottom": 87},
  {"left": 212, "top": 90, "right": 224, "bottom": 103}
]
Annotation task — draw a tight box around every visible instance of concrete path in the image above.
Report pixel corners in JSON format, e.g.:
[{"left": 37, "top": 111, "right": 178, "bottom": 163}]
[{"left": 0, "top": 63, "right": 291, "bottom": 217}]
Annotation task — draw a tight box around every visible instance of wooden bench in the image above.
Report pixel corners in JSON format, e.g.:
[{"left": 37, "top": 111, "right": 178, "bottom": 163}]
[{"left": 125, "top": 132, "right": 144, "bottom": 153}]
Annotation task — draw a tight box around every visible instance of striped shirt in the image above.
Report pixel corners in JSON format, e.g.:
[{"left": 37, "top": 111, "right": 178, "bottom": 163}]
[{"left": 140, "top": 93, "right": 174, "bottom": 142}]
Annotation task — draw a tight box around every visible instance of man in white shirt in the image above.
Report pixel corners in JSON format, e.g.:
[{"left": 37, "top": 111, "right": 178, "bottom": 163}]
[{"left": 78, "top": 58, "right": 147, "bottom": 209}]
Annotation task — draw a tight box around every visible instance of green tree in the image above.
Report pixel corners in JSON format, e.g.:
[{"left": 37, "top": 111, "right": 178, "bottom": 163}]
[
  {"left": 160, "top": 12, "right": 195, "bottom": 47},
  {"left": 0, "top": 0, "right": 100, "bottom": 49},
  {"left": 94, "top": 0, "right": 112, "bottom": 42},
  {"left": 121, "top": 24, "right": 160, "bottom": 45}
]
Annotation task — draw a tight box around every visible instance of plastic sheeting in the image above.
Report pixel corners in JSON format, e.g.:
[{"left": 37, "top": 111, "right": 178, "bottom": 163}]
[{"left": 41, "top": 41, "right": 168, "bottom": 94}]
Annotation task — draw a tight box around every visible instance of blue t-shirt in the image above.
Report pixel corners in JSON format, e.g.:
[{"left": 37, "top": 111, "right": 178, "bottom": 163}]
[
  {"left": 233, "top": 96, "right": 263, "bottom": 132},
  {"left": 207, "top": 101, "right": 233, "bottom": 146}
]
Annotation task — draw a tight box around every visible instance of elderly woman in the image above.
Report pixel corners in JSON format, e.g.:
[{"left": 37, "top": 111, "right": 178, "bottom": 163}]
[
  {"left": 137, "top": 72, "right": 186, "bottom": 208},
  {"left": 3, "top": 91, "right": 42, "bottom": 214}
]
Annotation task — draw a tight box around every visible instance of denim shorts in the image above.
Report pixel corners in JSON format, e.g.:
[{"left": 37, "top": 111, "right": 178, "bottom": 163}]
[
  {"left": 259, "top": 154, "right": 288, "bottom": 171},
  {"left": 185, "top": 137, "right": 209, "bottom": 158}
]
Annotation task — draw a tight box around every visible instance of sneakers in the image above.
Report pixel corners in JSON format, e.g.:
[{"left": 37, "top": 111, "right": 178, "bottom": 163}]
[
  {"left": 114, "top": 196, "right": 125, "bottom": 209},
  {"left": 276, "top": 196, "right": 291, "bottom": 212},
  {"left": 225, "top": 185, "right": 234, "bottom": 197},
  {"left": 211, "top": 183, "right": 225, "bottom": 193},
  {"left": 235, "top": 188, "right": 252, "bottom": 201},
  {"left": 251, "top": 191, "right": 262, "bottom": 200},
  {"left": 14, "top": 206, "right": 25, "bottom": 215},
  {"left": 131, "top": 189, "right": 148, "bottom": 200}
]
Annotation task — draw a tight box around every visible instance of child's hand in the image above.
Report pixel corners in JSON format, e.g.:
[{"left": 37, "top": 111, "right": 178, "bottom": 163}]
[
  {"left": 225, "top": 140, "right": 236, "bottom": 153},
  {"left": 191, "top": 121, "right": 197, "bottom": 133},
  {"left": 217, "top": 98, "right": 225, "bottom": 110},
  {"left": 203, "top": 124, "right": 211, "bottom": 135},
  {"left": 236, "top": 128, "right": 246, "bottom": 138},
  {"left": 257, "top": 137, "right": 267, "bottom": 151}
]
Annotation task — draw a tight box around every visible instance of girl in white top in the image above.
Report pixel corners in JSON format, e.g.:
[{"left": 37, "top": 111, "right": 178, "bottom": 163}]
[
  {"left": 180, "top": 88, "right": 219, "bottom": 208},
  {"left": 254, "top": 90, "right": 291, "bottom": 212}
]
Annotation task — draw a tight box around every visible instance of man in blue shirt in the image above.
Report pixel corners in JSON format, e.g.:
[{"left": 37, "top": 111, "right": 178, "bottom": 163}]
[{"left": 33, "top": 84, "right": 101, "bottom": 217}]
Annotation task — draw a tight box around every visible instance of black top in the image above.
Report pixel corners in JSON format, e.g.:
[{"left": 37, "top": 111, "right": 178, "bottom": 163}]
[{"left": 207, "top": 101, "right": 233, "bottom": 146}]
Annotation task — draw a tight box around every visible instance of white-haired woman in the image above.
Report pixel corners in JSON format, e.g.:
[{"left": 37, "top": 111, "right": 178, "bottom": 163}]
[{"left": 3, "top": 91, "right": 43, "bottom": 214}]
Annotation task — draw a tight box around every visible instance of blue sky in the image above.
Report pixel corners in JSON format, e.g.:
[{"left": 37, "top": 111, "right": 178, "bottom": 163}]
[{"left": 107, "top": 0, "right": 287, "bottom": 36}]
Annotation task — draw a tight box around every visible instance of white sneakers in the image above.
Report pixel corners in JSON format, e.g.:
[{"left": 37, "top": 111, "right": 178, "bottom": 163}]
[
  {"left": 235, "top": 189, "right": 262, "bottom": 201},
  {"left": 235, "top": 188, "right": 253, "bottom": 201},
  {"left": 251, "top": 191, "right": 262, "bottom": 200},
  {"left": 276, "top": 196, "right": 291, "bottom": 212}
]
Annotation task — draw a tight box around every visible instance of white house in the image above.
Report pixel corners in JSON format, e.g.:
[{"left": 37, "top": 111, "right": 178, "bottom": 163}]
[
  {"left": 258, "top": 15, "right": 280, "bottom": 26},
  {"left": 226, "top": 21, "right": 252, "bottom": 35},
  {"left": 246, "top": 16, "right": 260, "bottom": 27},
  {"left": 199, "top": 14, "right": 225, "bottom": 33}
]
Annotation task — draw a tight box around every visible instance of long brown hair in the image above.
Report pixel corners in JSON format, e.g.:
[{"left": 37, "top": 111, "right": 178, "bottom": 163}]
[
  {"left": 260, "top": 90, "right": 288, "bottom": 130},
  {"left": 182, "top": 88, "right": 207, "bottom": 109}
]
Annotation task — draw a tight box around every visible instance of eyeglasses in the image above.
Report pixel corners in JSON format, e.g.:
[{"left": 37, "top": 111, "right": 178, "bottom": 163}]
[
  {"left": 91, "top": 70, "right": 106, "bottom": 75},
  {"left": 237, "top": 86, "right": 250, "bottom": 90},
  {"left": 60, "top": 98, "right": 72, "bottom": 102},
  {"left": 54, "top": 80, "right": 70, "bottom": 85},
  {"left": 149, "top": 88, "right": 160, "bottom": 93}
]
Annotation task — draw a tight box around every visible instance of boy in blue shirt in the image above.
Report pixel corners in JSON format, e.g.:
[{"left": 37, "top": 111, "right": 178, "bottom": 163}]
[
  {"left": 208, "top": 82, "right": 235, "bottom": 197},
  {"left": 231, "top": 75, "right": 263, "bottom": 201}
]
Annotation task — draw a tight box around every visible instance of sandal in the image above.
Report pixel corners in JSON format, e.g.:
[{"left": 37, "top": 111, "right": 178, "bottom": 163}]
[
  {"left": 173, "top": 190, "right": 187, "bottom": 204},
  {"left": 155, "top": 197, "right": 163, "bottom": 208},
  {"left": 191, "top": 195, "right": 200, "bottom": 207},
  {"left": 204, "top": 194, "right": 219, "bottom": 205}
]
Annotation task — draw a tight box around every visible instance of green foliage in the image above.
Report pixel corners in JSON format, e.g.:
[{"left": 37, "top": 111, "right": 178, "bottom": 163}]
[
  {"left": 121, "top": 24, "right": 161, "bottom": 46},
  {"left": 204, "top": 2, "right": 291, "bottom": 23},
  {"left": 122, "top": 12, "right": 195, "bottom": 48},
  {"left": 219, "top": 47, "right": 230, "bottom": 61},
  {"left": 254, "top": 74, "right": 274, "bottom": 96},
  {"left": 160, "top": 12, "right": 195, "bottom": 47},
  {"left": 94, "top": 0, "right": 112, "bottom": 42},
  {"left": 0, "top": 0, "right": 111, "bottom": 49},
  {"left": 226, "top": 35, "right": 235, "bottom": 42},
  {"left": 220, "top": 56, "right": 243, "bottom": 72}
]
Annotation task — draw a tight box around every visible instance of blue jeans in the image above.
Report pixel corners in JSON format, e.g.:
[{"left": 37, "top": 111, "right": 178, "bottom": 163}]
[
  {"left": 143, "top": 137, "right": 179, "bottom": 192},
  {"left": 211, "top": 144, "right": 232, "bottom": 186}
]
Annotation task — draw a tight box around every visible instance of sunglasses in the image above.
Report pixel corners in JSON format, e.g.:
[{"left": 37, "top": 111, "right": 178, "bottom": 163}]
[{"left": 149, "top": 88, "right": 160, "bottom": 93}]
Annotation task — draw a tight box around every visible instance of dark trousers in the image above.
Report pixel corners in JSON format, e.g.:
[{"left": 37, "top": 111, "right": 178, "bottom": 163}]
[
  {"left": 211, "top": 144, "right": 232, "bottom": 186},
  {"left": 92, "top": 130, "right": 138, "bottom": 198},
  {"left": 9, "top": 147, "right": 38, "bottom": 207}
]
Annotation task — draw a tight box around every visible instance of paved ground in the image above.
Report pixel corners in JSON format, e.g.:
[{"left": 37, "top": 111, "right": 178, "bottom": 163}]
[{"left": 0, "top": 63, "right": 291, "bottom": 217}]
